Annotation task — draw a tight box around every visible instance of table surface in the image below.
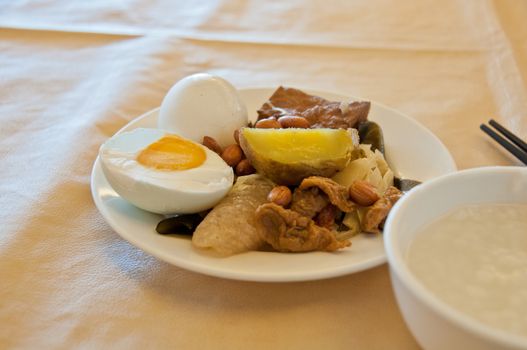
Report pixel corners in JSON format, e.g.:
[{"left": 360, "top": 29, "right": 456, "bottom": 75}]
[{"left": 1, "top": 1, "right": 526, "bottom": 349}]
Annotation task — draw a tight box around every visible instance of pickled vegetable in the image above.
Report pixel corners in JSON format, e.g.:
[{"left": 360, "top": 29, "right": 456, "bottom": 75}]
[
  {"left": 156, "top": 214, "right": 205, "bottom": 235},
  {"left": 358, "top": 121, "right": 384, "bottom": 154},
  {"left": 394, "top": 177, "right": 421, "bottom": 192}
]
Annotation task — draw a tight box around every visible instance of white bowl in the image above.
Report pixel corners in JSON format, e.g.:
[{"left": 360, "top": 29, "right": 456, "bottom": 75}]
[{"left": 384, "top": 166, "right": 527, "bottom": 350}]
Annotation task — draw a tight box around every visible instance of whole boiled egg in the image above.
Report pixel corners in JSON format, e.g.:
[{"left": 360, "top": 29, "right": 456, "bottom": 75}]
[
  {"left": 99, "top": 128, "right": 234, "bottom": 214},
  {"left": 158, "top": 73, "right": 248, "bottom": 147}
]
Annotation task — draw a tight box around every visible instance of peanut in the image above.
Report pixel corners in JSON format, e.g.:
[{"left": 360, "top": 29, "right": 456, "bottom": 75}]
[
  {"left": 221, "top": 144, "right": 243, "bottom": 167},
  {"left": 349, "top": 180, "right": 380, "bottom": 207},
  {"left": 277, "top": 115, "right": 310, "bottom": 129},
  {"left": 202, "top": 136, "right": 222, "bottom": 155},
  {"left": 267, "top": 186, "right": 292, "bottom": 207},
  {"left": 255, "top": 117, "right": 281, "bottom": 129},
  {"left": 235, "top": 158, "right": 255, "bottom": 176}
]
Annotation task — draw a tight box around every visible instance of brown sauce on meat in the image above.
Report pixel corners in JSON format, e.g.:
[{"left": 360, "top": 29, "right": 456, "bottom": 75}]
[{"left": 257, "top": 86, "right": 370, "bottom": 129}]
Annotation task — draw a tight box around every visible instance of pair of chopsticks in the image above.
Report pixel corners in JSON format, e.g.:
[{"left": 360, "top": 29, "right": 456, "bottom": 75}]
[{"left": 480, "top": 119, "right": 527, "bottom": 165}]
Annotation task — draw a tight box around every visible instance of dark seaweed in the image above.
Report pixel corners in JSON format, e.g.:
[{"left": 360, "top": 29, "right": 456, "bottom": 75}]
[
  {"left": 393, "top": 178, "right": 421, "bottom": 192},
  {"left": 155, "top": 214, "right": 205, "bottom": 236},
  {"left": 358, "top": 121, "right": 385, "bottom": 154}
]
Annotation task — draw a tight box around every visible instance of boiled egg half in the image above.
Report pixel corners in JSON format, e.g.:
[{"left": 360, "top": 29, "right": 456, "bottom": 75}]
[{"left": 99, "top": 128, "right": 234, "bottom": 214}]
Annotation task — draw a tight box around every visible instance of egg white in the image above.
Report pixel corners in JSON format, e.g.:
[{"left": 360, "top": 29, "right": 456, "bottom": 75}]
[
  {"left": 158, "top": 73, "right": 248, "bottom": 147},
  {"left": 99, "top": 128, "right": 234, "bottom": 214}
]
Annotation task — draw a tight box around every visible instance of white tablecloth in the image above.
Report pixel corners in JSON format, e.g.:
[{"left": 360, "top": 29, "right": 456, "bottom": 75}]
[{"left": 1, "top": 1, "right": 526, "bottom": 348}]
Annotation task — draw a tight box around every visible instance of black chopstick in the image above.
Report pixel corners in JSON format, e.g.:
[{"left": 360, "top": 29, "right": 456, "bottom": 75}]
[
  {"left": 489, "top": 119, "right": 527, "bottom": 153},
  {"left": 480, "top": 120, "right": 527, "bottom": 165}
]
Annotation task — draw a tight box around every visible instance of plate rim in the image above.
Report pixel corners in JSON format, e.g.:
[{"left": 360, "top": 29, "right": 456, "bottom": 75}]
[{"left": 91, "top": 86, "right": 457, "bottom": 282}]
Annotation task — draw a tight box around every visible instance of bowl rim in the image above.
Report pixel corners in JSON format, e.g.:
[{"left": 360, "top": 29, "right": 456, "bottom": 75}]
[{"left": 384, "top": 166, "right": 527, "bottom": 348}]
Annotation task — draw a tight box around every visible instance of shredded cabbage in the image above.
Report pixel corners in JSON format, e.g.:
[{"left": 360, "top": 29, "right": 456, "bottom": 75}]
[{"left": 332, "top": 144, "right": 394, "bottom": 194}]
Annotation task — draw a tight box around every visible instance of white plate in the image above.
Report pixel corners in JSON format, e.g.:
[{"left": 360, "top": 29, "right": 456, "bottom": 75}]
[{"left": 91, "top": 87, "right": 457, "bottom": 282}]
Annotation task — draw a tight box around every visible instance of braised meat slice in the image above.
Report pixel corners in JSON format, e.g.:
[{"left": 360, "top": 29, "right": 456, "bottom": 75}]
[
  {"left": 290, "top": 186, "right": 330, "bottom": 218},
  {"left": 257, "top": 86, "right": 370, "bottom": 129},
  {"left": 383, "top": 186, "right": 403, "bottom": 204},
  {"left": 255, "top": 203, "right": 351, "bottom": 252},
  {"left": 362, "top": 186, "right": 403, "bottom": 233},
  {"left": 298, "top": 176, "right": 356, "bottom": 212}
]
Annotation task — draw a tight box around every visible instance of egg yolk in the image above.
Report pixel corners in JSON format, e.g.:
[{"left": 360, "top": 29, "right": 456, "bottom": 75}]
[{"left": 137, "top": 135, "right": 206, "bottom": 170}]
